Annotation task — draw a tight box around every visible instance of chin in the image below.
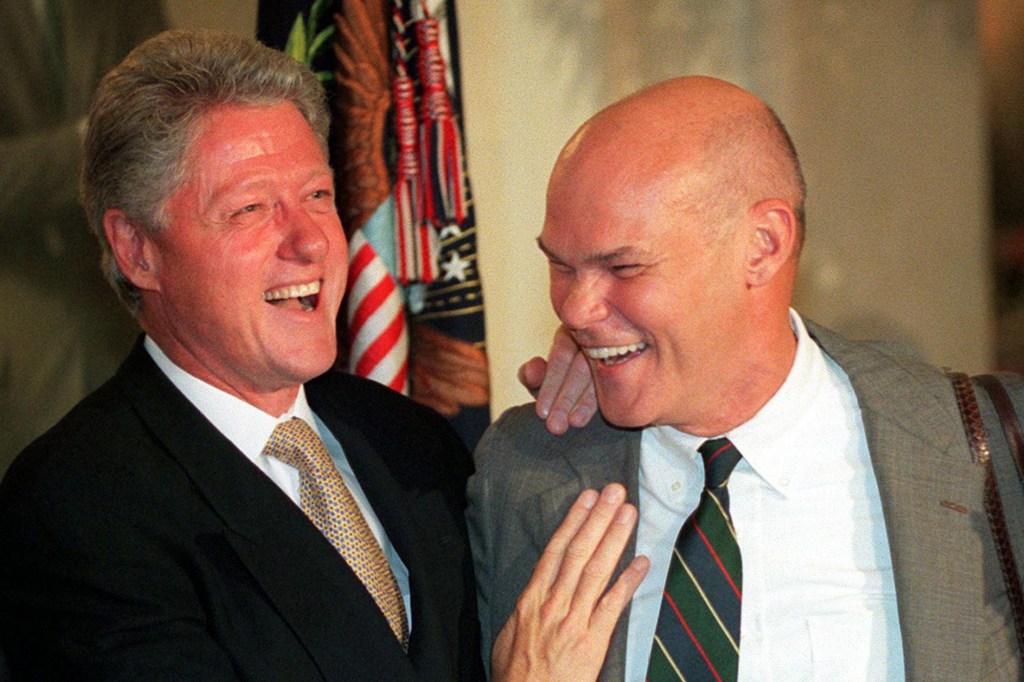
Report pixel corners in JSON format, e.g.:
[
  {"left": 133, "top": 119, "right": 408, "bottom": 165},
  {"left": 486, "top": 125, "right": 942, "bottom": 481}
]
[
  {"left": 283, "top": 345, "right": 337, "bottom": 382},
  {"left": 595, "top": 398, "right": 650, "bottom": 430}
]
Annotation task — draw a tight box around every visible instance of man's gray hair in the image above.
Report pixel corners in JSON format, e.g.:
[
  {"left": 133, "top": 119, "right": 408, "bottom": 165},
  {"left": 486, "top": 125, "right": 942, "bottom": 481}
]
[{"left": 81, "top": 29, "right": 330, "bottom": 312}]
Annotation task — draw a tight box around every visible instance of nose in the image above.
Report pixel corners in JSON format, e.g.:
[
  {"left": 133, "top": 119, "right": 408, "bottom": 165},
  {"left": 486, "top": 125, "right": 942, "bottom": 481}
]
[
  {"left": 277, "top": 204, "right": 330, "bottom": 263},
  {"left": 554, "top": 274, "right": 609, "bottom": 331}
]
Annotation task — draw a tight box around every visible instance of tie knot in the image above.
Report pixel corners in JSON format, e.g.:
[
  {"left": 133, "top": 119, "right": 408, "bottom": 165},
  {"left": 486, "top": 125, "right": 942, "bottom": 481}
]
[
  {"left": 262, "top": 417, "right": 332, "bottom": 473},
  {"left": 698, "top": 437, "right": 742, "bottom": 489}
]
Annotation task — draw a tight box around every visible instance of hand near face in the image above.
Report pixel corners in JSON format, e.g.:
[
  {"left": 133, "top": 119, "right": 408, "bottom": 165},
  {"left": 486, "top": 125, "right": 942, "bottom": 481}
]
[
  {"left": 490, "top": 484, "right": 649, "bottom": 682},
  {"left": 518, "top": 326, "right": 598, "bottom": 435}
]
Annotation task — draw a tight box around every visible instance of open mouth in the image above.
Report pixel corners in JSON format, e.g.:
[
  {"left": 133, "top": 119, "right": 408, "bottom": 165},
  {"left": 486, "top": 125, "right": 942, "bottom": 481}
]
[
  {"left": 263, "top": 280, "right": 321, "bottom": 312},
  {"left": 583, "top": 342, "right": 648, "bottom": 366}
]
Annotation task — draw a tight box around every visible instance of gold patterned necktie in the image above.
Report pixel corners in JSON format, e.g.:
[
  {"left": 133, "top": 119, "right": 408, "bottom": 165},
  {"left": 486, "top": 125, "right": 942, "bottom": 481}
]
[{"left": 262, "top": 417, "right": 409, "bottom": 648}]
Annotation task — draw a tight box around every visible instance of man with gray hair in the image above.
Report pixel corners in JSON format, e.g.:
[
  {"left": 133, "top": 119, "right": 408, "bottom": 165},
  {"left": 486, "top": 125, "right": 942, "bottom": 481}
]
[
  {"left": 0, "top": 29, "right": 487, "bottom": 679},
  {"left": 0, "top": 27, "right": 638, "bottom": 681}
]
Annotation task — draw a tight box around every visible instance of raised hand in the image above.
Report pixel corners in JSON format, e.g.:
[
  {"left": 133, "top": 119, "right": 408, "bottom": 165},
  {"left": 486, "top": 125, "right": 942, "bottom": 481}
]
[{"left": 491, "top": 484, "right": 650, "bottom": 682}]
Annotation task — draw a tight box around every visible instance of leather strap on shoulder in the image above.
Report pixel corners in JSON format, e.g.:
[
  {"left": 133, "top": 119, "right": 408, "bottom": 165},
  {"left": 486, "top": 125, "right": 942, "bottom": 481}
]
[
  {"left": 949, "top": 371, "right": 1024, "bottom": 656},
  {"left": 977, "top": 374, "right": 1024, "bottom": 485},
  {"left": 950, "top": 371, "right": 991, "bottom": 464}
]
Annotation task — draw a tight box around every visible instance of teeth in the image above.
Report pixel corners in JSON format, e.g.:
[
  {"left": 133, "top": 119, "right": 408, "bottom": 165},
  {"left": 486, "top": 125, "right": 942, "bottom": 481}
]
[
  {"left": 583, "top": 342, "right": 647, "bottom": 360},
  {"left": 263, "top": 280, "right": 321, "bottom": 302}
]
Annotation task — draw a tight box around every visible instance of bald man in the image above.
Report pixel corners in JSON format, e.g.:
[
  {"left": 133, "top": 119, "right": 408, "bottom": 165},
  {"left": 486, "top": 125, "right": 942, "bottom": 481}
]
[{"left": 467, "top": 77, "right": 1022, "bottom": 681}]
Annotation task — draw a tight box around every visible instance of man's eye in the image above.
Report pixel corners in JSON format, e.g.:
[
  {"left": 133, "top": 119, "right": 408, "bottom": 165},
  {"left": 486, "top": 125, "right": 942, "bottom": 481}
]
[
  {"left": 309, "top": 189, "right": 333, "bottom": 201},
  {"left": 233, "top": 204, "right": 261, "bottom": 217},
  {"left": 548, "top": 261, "right": 573, "bottom": 275},
  {"left": 611, "top": 264, "right": 642, "bottom": 277}
]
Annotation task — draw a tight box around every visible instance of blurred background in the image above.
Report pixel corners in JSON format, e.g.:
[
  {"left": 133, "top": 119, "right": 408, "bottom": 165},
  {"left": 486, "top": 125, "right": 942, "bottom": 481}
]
[{"left": 3, "top": 0, "right": 1023, "bottom": 465}]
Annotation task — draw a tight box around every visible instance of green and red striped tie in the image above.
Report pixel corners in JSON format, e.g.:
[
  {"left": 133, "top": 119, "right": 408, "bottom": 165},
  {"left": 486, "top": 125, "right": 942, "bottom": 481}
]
[{"left": 647, "top": 438, "right": 743, "bottom": 682}]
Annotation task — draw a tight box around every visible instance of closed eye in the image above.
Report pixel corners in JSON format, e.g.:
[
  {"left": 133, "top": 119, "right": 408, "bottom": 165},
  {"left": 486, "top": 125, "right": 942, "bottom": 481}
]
[
  {"left": 548, "top": 260, "right": 574, "bottom": 275},
  {"left": 232, "top": 203, "right": 262, "bottom": 217},
  {"left": 610, "top": 263, "right": 643, "bottom": 277}
]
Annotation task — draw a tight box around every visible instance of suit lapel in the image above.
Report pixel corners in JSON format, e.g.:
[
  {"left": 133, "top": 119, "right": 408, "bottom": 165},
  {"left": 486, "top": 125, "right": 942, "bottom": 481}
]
[
  {"left": 311, "top": 405, "right": 460, "bottom": 677},
  {"left": 116, "top": 342, "right": 414, "bottom": 679},
  {"left": 513, "top": 417, "right": 642, "bottom": 682},
  {"left": 809, "top": 323, "right": 988, "bottom": 676}
]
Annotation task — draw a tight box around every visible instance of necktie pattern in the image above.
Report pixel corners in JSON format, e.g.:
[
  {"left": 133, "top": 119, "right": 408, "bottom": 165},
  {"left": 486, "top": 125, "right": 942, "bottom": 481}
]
[
  {"left": 647, "top": 437, "right": 743, "bottom": 682},
  {"left": 262, "top": 418, "right": 409, "bottom": 648}
]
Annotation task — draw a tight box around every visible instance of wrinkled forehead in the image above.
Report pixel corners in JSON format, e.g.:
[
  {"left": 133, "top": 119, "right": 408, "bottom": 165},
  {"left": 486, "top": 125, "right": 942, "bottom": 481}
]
[
  {"left": 541, "top": 175, "right": 703, "bottom": 263},
  {"left": 182, "top": 102, "right": 326, "bottom": 176}
]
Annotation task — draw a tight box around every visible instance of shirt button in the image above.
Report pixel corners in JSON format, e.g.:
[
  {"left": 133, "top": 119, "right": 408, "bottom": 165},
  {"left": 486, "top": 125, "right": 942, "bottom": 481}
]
[
  {"left": 779, "top": 476, "right": 791, "bottom": 487},
  {"left": 670, "top": 481, "right": 681, "bottom": 492}
]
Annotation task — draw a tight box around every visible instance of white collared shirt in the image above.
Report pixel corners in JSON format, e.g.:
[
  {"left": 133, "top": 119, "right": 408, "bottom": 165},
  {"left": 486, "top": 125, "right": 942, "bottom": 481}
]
[
  {"left": 625, "top": 311, "right": 904, "bottom": 680},
  {"left": 144, "top": 337, "right": 412, "bottom": 629}
]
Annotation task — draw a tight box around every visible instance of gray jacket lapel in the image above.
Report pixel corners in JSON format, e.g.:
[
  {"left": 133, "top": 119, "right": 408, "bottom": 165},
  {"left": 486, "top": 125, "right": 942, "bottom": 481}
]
[
  {"left": 521, "top": 419, "right": 642, "bottom": 682},
  {"left": 475, "top": 408, "right": 641, "bottom": 682},
  {"left": 808, "top": 322, "right": 988, "bottom": 678}
]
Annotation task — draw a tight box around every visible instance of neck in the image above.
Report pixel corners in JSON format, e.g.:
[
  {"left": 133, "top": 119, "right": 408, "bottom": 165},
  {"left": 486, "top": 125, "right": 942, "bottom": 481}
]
[
  {"left": 143, "top": 330, "right": 302, "bottom": 418},
  {"left": 677, "top": 309, "right": 798, "bottom": 437}
]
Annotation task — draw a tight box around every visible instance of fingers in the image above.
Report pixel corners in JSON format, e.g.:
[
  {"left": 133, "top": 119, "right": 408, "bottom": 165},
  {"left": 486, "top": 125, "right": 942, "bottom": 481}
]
[
  {"left": 531, "top": 483, "right": 638, "bottom": 622},
  {"left": 566, "top": 494, "right": 637, "bottom": 614},
  {"left": 535, "top": 328, "right": 580, "bottom": 421},
  {"left": 589, "top": 555, "right": 649, "bottom": 634},
  {"left": 548, "top": 484, "right": 628, "bottom": 598},
  {"left": 538, "top": 327, "right": 597, "bottom": 435},
  {"left": 518, "top": 357, "right": 549, "bottom": 399},
  {"left": 493, "top": 483, "right": 645, "bottom": 682},
  {"left": 545, "top": 351, "right": 596, "bottom": 434},
  {"left": 519, "top": 327, "right": 599, "bottom": 435},
  {"left": 528, "top": 487, "right": 601, "bottom": 589}
]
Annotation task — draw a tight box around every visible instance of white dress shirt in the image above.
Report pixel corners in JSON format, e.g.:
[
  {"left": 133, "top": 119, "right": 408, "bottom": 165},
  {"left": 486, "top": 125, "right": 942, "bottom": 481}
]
[
  {"left": 144, "top": 337, "right": 412, "bottom": 629},
  {"left": 625, "top": 311, "right": 904, "bottom": 681}
]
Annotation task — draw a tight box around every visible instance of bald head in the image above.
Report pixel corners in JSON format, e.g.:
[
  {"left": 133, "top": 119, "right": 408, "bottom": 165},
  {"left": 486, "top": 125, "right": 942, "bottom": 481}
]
[
  {"left": 540, "top": 77, "right": 805, "bottom": 434},
  {"left": 549, "top": 76, "right": 806, "bottom": 247}
]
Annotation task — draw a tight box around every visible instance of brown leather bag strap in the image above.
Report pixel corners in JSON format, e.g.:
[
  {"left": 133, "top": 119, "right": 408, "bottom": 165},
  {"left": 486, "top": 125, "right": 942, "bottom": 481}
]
[
  {"left": 950, "top": 371, "right": 991, "bottom": 464},
  {"left": 977, "top": 373, "right": 1024, "bottom": 485},
  {"left": 949, "top": 371, "right": 1024, "bottom": 656}
]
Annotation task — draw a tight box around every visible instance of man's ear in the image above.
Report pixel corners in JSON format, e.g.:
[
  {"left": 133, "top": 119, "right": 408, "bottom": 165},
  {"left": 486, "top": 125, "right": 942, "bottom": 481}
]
[
  {"left": 103, "top": 208, "right": 160, "bottom": 292},
  {"left": 744, "top": 198, "right": 798, "bottom": 287}
]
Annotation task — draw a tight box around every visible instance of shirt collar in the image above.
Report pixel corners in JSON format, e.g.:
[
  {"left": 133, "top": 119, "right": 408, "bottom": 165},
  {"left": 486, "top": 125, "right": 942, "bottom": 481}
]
[
  {"left": 724, "top": 310, "right": 831, "bottom": 497},
  {"left": 143, "top": 336, "right": 319, "bottom": 462}
]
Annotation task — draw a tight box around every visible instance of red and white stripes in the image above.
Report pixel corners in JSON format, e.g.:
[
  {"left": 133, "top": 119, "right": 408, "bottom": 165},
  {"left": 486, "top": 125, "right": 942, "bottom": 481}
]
[{"left": 345, "top": 229, "right": 409, "bottom": 393}]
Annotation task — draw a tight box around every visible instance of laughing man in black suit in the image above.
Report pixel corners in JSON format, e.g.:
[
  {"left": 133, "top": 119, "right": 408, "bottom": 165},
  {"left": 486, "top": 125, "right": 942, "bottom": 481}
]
[{"left": 0, "top": 29, "right": 486, "bottom": 680}]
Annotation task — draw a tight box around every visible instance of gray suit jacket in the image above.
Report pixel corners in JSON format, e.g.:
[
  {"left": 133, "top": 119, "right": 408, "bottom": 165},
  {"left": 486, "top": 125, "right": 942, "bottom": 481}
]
[{"left": 467, "top": 322, "right": 1022, "bottom": 680}]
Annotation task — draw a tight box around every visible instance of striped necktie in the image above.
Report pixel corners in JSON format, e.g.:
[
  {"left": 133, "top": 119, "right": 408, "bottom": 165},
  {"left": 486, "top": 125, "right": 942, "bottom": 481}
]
[
  {"left": 263, "top": 418, "right": 409, "bottom": 649},
  {"left": 647, "top": 437, "right": 743, "bottom": 681}
]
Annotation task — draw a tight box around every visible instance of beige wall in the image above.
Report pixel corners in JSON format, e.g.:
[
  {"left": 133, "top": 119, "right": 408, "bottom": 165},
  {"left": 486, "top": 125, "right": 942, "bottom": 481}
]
[
  {"left": 163, "top": 0, "right": 256, "bottom": 36},
  {"left": 167, "top": 0, "right": 995, "bottom": 418},
  {"left": 459, "top": 1, "right": 994, "bottom": 417}
]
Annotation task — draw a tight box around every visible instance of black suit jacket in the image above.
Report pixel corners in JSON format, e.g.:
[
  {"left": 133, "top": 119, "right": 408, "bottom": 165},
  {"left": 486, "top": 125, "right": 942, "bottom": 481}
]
[{"left": 0, "top": 340, "right": 484, "bottom": 681}]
